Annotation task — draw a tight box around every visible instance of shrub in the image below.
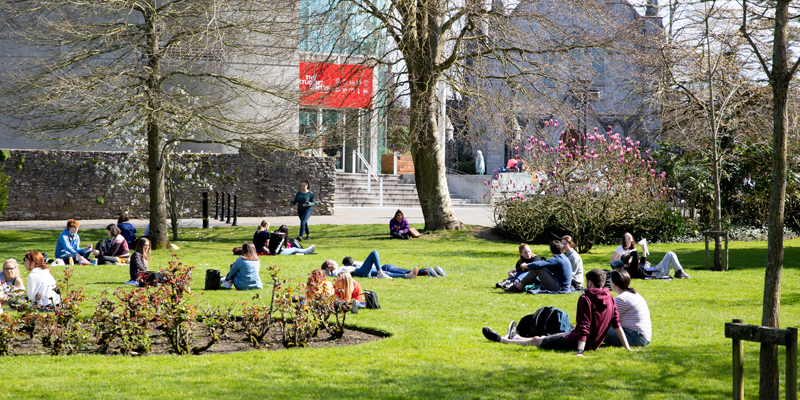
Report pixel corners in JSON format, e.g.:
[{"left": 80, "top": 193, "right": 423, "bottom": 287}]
[
  {"left": 0, "top": 314, "right": 18, "bottom": 355},
  {"left": 490, "top": 125, "right": 678, "bottom": 252},
  {"left": 41, "top": 267, "right": 89, "bottom": 355},
  {"left": 152, "top": 255, "right": 196, "bottom": 355}
]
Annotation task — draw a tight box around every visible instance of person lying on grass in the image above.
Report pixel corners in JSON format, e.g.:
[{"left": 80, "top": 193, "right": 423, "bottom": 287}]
[
  {"left": 612, "top": 233, "right": 691, "bottom": 279},
  {"left": 222, "top": 243, "right": 263, "bottom": 290},
  {"left": 495, "top": 243, "right": 542, "bottom": 290},
  {"left": 605, "top": 268, "right": 651, "bottom": 347},
  {"left": 483, "top": 269, "right": 634, "bottom": 356},
  {"left": 504, "top": 241, "right": 572, "bottom": 293},
  {"left": 321, "top": 250, "right": 447, "bottom": 279}
]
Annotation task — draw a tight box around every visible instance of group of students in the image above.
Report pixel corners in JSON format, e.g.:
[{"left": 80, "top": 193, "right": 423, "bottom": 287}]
[
  {"left": 483, "top": 232, "right": 694, "bottom": 354},
  {"left": 0, "top": 252, "right": 62, "bottom": 310},
  {"left": 496, "top": 236, "right": 583, "bottom": 293}
]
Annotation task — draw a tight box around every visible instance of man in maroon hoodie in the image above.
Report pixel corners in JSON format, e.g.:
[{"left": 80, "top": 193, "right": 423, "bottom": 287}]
[{"left": 483, "top": 269, "right": 633, "bottom": 356}]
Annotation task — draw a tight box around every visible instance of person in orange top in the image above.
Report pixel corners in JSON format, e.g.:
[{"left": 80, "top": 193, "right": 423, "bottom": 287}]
[{"left": 334, "top": 272, "right": 364, "bottom": 302}]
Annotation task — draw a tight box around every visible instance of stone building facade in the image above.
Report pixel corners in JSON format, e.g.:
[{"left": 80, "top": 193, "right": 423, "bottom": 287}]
[{"left": 0, "top": 150, "right": 335, "bottom": 221}]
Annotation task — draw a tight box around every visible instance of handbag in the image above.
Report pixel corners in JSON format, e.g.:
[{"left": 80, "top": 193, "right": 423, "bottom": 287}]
[
  {"left": 205, "top": 269, "right": 221, "bottom": 290},
  {"left": 408, "top": 227, "right": 421, "bottom": 238},
  {"left": 364, "top": 290, "right": 380, "bottom": 309}
]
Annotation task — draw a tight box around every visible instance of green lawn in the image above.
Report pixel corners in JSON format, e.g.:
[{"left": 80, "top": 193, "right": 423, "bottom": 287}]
[{"left": 0, "top": 224, "right": 797, "bottom": 399}]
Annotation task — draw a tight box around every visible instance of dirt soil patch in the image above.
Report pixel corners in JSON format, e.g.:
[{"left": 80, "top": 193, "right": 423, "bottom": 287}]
[{"left": 11, "top": 322, "right": 385, "bottom": 356}]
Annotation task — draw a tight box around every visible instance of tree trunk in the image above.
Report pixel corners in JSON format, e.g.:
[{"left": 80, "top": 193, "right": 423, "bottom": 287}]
[
  {"left": 144, "top": 2, "right": 170, "bottom": 250},
  {"left": 759, "top": 2, "right": 790, "bottom": 397},
  {"left": 408, "top": 79, "right": 463, "bottom": 231}
]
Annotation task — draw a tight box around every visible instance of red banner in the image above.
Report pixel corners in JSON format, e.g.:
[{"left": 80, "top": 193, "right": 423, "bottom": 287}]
[{"left": 299, "top": 62, "right": 373, "bottom": 109}]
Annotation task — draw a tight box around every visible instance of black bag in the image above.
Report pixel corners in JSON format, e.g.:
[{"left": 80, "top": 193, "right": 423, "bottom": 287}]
[
  {"left": 364, "top": 290, "right": 380, "bottom": 309},
  {"left": 96, "top": 238, "right": 112, "bottom": 254},
  {"left": 139, "top": 271, "right": 162, "bottom": 288},
  {"left": 232, "top": 247, "right": 242, "bottom": 255},
  {"left": 516, "top": 306, "right": 572, "bottom": 338},
  {"left": 287, "top": 238, "right": 303, "bottom": 249},
  {"left": 602, "top": 269, "right": 614, "bottom": 288},
  {"left": 205, "top": 269, "right": 221, "bottom": 290}
]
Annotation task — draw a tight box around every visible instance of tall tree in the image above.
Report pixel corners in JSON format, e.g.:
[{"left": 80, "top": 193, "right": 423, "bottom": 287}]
[
  {"left": 307, "top": 0, "right": 643, "bottom": 231},
  {"left": 0, "top": 0, "right": 299, "bottom": 248},
  {"left": 740, "top": 0, "right": 797, "bottom": 397}
]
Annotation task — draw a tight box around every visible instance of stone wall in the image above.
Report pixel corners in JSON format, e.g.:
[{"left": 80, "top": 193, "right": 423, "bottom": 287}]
[{"left": 0, "top": 149, "right": 335, "bottom": 221}]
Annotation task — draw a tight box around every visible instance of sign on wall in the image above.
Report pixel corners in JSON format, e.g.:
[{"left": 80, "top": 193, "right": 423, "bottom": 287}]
[{"left": 299, "top": 62, "right": 373, "bottom": 109}]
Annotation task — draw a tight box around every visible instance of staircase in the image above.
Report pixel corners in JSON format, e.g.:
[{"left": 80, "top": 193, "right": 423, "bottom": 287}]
[{"left": 335, "top": 172, "right": 482, "bottom": 207}]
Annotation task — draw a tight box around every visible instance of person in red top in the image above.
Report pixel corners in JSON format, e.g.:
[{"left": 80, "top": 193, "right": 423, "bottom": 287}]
[
  {"left": 482, "top": 269, "right": 634, "bottom": 356},
  {"left": 334, "top": 272, "right": 364, "bottom": 302}
]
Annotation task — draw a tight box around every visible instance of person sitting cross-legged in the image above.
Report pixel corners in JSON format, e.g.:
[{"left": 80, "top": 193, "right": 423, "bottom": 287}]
[
  {"left": 482, "top": 269, "right": 634, "bottom": 356},
  {"left": 496, "top": 243, "right": 542, "bottom": 290},
  {"left": 508, "top": 240, "right": 572, "bottom": 293}
]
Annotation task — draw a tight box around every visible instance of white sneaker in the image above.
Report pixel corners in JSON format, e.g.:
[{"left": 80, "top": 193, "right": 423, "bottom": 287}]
[
  {"left": 306, "top": 245, "right": 316, "bottom": 254},
  {"left": 507, "top": 320, "right": 518, "bottom": 340},
  {"left": 377, "top": 271, "right": 392, "bottom": 279},
  {"left": 434, "top": 266, "right": 447, "bottom": 277},
  {"left": 426, "top": 267, "right": 438, "bottom": 277}
]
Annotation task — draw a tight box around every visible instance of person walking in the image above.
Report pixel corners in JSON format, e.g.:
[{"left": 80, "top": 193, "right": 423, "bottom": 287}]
[{"left": 291, "top": 180, "right": 315, "bottom": 241}]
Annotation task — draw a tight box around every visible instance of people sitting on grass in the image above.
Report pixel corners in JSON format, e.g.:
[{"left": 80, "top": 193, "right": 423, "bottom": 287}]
[
  {"left": 321, "top": 250, "right": 446, "bottom": 279},
  {"left": 267, "top": 225, "right": 315, "bottom": 256},
  {"left": 505, "top": 241, "right": 572, "bottom": 293},
  {"left": 23, "top": 251, "right": 61, "bottom": 309},
  {"left": 606, "top": 268, "right": 651, "bottom": 347},
  {"left": 496, "top": 243, "right": 542, "bottom": 289},
  {"left": 126, "top": 238, "right": 151, "bottom": 286},
  {"left": 92, "top": 224, "right": 131, "bottom": 265},
  {"left": 253, "top": 220, "right": 271, "bottom": 254},
  {"left": 117, "top": 212, "right": 138, "bottom": 249},
  {"left": 55, "top": 219, "right": 93, "bottom": 264},
  {"left": 1, "top": 259, "right": 25, "bottom": 293},
  {"left": 389, "top": 209, "right": 410, "bottom": 240},
  {"left": 561, "top": 235, "right": 584, "bottom": 288},
  {"left": 482, "top": 269, "right": 633, "bottom": 356},
  {"left": 611, "top": 233, "right": 691, "bottom": 279},
  {"left": 222, "top": 243, "right": 263, "bottom": 290}
]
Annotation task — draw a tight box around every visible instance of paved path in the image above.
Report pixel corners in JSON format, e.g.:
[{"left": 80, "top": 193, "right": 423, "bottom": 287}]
[{"left": 0, "top": 206, "right": 495, "bottom": 231}]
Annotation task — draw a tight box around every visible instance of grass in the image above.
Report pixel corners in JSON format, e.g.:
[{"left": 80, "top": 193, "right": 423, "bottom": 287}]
[{"left": 0, "top": 224, "right": 798, "bottom": 399}]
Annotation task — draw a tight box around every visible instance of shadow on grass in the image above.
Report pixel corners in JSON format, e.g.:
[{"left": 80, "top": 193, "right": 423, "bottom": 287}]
[{"left": 649, "top": 245, "right": 800, "bottom": 271}]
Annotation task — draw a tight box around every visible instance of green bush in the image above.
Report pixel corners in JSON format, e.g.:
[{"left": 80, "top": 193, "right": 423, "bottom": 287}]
[{"left": 0, "top": 170, "right": 8, "bottom": 218}]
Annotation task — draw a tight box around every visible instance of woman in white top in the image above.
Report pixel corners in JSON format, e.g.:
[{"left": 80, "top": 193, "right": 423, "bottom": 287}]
[
  {"left": 609, "top": 232, "right": 637, "bottom": 266},
  {"left": 561, "top": 235, "right": 584, "bottom": 287},
  {"left": 610, "top": 233, "right": 692, "bottom": 279},
  {"left": 23, "top": 251, "right": 61, "bottom": 308},
  {"left": 605, "top": 268, "right": 651, "bottom": 347}
]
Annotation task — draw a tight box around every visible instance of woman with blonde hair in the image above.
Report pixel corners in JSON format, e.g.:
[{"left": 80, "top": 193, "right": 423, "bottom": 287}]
[
  {"left": 334, "top": 272, "right": 364, "bottom": 302},
  {"left": 1, "top": 259, "right": 25, "bottom": 292},
  {"left": 253, "top": 220, "right": 271, "bottom": 254},
  {"left": 127, "top": 238, "right": 151, "bottom": 285},
  {"left": 23, "top": 251, "right": 60, "bottom": 308},
  {"left": 223, "top": 243, "right": 263, "bottom": 290}
]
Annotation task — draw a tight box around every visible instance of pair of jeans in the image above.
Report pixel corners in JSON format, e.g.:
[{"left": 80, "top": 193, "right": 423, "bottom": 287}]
[
  {"left": 298, "top": 207, "right": 312, "bottom": 237},
  {"left": 518, "top": 267, "right": 559, "bottom": 291},
  {"left": 354, "top": 250, "right": 381, "bottom": 278},
  {"left": 278, "top": 247, "right": 312, "bottom": 255},
  {"left": 605, "top": 326, "right": 650, "bottom": 347}
]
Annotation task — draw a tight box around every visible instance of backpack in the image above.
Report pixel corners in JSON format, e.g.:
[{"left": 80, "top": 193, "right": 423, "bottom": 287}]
[
  {"left": 516, "top": 306, "right": 572, "bottom": 338},
  {"left": 364, "top": 290, "right": 380, "bottom": 309},
  {"left": 287, "top": 238, "right": 303, "bottom": 249},
  {"left": 96, "top": 238, "right": 113, "bottom": 254},
  {"left": 205, "top": 269, "right": 221, "bottom": 290}
]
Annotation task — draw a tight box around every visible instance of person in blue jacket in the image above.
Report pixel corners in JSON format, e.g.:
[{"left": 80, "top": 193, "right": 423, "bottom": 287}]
[
  {"left": 117, "top": 212, "right": 138, "bottom": 249},
  {"left": 223, "top": 243, "right": 263, "bottom": 290},
  {"left": 55, "top": 219, "right": 93, "bottom": 263},
  {"left": 508, "top": 240, "right": 572, "bottom": 292}
]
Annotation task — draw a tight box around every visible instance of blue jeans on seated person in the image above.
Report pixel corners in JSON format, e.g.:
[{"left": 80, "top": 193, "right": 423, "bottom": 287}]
[
  {"left": 605, "top": 326, "right": 650, "bottom": 347},
  {"left": 60, "top": 248, "right": 92, "bottom": 263}
]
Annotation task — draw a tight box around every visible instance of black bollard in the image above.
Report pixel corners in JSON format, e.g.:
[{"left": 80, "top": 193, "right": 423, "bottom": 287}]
[
  {"left": 226, "top": 192, "right": 232, "bottom": 224},
  {"left": 214, "top": 191, "right": 219, "bottom": 220},
  {"left": 202, "top": 190, "right": 209, "bottom": 229},
  {"left": 219, "top": 191, "right": 225, "bottom": 221},
  {"left": 232, "top": 195, "right": 238, "bottom": 226}
]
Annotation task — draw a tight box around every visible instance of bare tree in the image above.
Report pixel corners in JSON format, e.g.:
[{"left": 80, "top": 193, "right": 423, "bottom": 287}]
[
  {"left": 740, "top": 1, "right": 799, "bottom": 397},
  {"left": 0, "top": 0, "right": 299, "bottom": 248},
  {"left": 306, "top": 0, "right": 653, "bottom": 231}
]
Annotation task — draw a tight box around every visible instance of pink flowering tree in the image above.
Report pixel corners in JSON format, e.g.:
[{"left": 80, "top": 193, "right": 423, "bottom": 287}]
[{"left": 489, "top": 122, "right": 671, "bottom": 252}]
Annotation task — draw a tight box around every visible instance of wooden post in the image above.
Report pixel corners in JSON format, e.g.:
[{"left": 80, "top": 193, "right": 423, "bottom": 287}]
[
  {"left": 724, "top": 231, "right": 729, "bottom": 271},
  {"left": 788, "top": 327, "right": 798, "bottom": 400},
  {"left": 732, "top": 319, "right": 744, "bottom": 400},
  {"left": 705, "top": 234, "right": 710, "bottom": 270}
]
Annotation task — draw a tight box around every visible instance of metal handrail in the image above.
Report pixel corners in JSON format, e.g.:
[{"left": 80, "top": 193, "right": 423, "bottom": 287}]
[
  {"left": 446, "top": 166, "right": 469, "bottom": 176},
  {"left": 352, "top": 150, "right": 383, "bottom": 207}
]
